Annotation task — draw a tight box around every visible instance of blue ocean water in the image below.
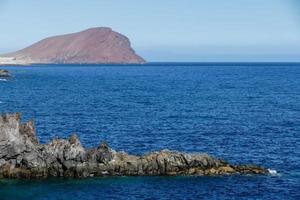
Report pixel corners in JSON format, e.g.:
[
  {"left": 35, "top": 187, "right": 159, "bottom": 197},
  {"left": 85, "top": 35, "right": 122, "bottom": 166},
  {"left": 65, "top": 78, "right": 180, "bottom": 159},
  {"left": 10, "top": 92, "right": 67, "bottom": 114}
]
[{"left": 0, "top": 63, "right": 299, "bottom": 200}]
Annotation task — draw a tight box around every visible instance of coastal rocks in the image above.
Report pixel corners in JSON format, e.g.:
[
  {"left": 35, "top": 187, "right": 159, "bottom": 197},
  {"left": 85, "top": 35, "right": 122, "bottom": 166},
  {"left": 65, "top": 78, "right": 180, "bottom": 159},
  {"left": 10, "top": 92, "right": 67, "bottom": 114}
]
[
  {"left": 0, "top": 113, "right": 268, "bottom": 179},
  {"left": 0, "top": 69, "right": 10, "bottom": 77}
]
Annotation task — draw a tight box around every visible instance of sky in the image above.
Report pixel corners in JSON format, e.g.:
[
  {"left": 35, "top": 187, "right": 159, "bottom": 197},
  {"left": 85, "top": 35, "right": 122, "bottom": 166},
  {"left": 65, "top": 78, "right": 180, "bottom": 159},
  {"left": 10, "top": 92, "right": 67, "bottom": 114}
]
[{"left": 1, "top": 0, "right": 300, "bottom": 62}]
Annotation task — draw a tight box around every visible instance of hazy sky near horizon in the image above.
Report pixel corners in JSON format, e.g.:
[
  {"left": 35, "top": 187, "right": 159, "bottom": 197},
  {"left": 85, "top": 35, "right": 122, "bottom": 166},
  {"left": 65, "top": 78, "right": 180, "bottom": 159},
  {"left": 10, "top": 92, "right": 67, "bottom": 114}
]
[{"left": 1, "top": 0, "right": 300, "bottom": 61}]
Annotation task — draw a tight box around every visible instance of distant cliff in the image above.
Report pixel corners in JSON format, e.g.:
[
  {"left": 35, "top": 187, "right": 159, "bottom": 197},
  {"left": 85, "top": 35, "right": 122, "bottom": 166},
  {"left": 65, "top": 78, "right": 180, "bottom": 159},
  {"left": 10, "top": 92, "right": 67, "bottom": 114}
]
[{"left": 0, "top": 27, "right": 145, "bottom": 65}]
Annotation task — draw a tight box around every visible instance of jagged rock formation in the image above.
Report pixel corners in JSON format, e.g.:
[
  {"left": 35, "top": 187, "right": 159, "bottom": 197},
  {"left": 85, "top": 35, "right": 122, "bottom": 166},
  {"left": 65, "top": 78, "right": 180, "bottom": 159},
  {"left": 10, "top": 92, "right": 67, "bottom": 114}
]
[
  {"left": 0, "top": 113, "right": 268, "bottom": 179},
  {"left": 0, "top": 27, "right": 145, "bottom": 65},
  {"left": 0, "top": 69, "right": 10, "bottom": 77}
]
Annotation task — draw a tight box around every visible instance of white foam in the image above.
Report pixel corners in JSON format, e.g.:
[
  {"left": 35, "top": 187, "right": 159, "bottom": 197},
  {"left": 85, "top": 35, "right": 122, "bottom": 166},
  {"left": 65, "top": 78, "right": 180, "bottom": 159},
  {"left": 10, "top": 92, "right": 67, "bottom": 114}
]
[
  {"left": 268, "top": 169, "right": 278, "bottom": 175},
  {"left": 0, "top": 78, "right": 8, "bottom": 82}
]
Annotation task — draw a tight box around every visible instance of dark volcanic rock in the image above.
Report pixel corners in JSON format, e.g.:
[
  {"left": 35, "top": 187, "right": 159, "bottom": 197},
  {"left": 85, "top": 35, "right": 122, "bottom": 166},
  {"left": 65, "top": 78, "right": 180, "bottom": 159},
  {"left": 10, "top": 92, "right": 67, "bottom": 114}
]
[
  {"left": 2, "top": 27, "right": 145, "bottom": 64},
  {"left": 0, "top": 69, "right": 10, "bottom": 77},
  {"left": 0, "top": 113, "right": 268, "bottom": 179}
]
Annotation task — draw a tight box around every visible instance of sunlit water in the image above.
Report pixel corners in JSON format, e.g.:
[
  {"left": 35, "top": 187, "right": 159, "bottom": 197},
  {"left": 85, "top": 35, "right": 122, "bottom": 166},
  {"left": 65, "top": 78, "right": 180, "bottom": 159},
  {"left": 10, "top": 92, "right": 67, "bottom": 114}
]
[{"left": 0, "top": 63, "right": 299, "bottom": 199}]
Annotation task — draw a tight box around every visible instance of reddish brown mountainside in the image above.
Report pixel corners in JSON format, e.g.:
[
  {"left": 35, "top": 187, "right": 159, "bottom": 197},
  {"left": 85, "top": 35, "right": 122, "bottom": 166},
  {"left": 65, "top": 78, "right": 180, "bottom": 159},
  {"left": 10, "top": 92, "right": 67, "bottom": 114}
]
[{"left": 2, "top": 27, "right": 145, "bottom": 64}]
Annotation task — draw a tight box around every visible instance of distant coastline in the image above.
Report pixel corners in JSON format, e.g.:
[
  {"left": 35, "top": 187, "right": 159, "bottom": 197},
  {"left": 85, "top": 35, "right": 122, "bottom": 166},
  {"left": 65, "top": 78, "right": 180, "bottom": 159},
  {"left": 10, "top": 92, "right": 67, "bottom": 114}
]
[{"left": 1, "top": 61, "right": 300, "bottom": 67}]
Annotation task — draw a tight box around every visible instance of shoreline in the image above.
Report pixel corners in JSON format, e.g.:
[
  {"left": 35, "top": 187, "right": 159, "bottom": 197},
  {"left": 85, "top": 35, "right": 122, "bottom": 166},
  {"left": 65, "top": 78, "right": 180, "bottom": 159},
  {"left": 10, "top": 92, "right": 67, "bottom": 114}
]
[
  {"left": 1, "top": 61, "right": 300, "bottom": 67},
  {"left": 0, "top": 113, "right": 268, "bottom": 179}
]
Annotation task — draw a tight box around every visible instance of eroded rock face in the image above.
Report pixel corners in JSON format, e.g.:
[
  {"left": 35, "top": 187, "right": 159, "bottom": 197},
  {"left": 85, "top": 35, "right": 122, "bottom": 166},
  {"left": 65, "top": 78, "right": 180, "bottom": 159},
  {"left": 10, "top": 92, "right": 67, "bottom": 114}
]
[
  {"left": 0, "top": 69, "right": 10, "bottom": 77},
  {"left": 0, "top": 113, "right": 268, "bottom": 179}
]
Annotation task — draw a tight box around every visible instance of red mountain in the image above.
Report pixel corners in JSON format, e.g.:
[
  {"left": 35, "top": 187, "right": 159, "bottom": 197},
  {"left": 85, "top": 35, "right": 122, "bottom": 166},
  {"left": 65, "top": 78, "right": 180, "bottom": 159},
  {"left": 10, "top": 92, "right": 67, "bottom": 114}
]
[{"left": 1, "top": 27, "right": 145, "bottom": 64}]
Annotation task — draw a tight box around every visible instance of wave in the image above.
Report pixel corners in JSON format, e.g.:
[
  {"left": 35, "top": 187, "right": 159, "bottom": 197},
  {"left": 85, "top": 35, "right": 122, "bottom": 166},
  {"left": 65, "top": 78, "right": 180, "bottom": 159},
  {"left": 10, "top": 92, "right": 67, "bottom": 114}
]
[
  {"left": 0, "top": 78, "right": 8, "bottom": 82},
  {"left": 268, "top": 169, "right": 278, "bottom": 175}
]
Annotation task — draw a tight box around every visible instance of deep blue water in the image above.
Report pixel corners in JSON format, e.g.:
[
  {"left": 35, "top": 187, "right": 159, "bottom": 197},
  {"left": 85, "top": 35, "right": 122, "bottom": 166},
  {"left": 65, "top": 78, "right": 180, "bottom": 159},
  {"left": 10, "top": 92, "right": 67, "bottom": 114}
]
[{"left": 0, "top": 63, "right": 299, "bottom": 199}]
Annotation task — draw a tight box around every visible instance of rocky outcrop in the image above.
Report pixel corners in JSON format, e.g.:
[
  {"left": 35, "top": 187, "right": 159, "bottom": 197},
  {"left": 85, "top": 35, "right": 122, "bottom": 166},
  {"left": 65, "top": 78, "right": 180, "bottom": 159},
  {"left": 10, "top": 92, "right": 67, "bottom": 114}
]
[
  {"left": 0, "top": 27, "right": 145, "bottom": 65},
  {"left": 0, "top": 69, "right": 10, "bottom": 77},
  {"left": 0, "top": 113, "right": 268, "bottom": 179}
]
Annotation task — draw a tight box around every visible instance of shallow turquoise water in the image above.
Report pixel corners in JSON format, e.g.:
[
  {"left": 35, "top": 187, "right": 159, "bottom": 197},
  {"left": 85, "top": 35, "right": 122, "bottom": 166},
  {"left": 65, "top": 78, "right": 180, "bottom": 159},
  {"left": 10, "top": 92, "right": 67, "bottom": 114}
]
[{"left": 0, "top": 63, "right": 299, "bottom": 199}]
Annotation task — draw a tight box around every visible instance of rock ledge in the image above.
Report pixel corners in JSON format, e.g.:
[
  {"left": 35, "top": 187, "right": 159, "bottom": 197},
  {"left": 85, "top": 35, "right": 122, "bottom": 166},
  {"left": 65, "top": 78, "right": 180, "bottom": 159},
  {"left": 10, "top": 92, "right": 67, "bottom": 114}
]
[
  {"left": 0, "top": 69, "right": 10, "bottom": 78},
  {"left": 0, "top": 113, "right": 268, "bottom": 179}
]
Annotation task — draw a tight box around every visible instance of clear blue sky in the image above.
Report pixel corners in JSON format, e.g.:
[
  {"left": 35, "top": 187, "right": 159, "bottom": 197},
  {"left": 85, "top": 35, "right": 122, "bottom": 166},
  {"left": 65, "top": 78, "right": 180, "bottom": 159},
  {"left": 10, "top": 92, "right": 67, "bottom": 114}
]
[{"left": 1, "top": 0, "right": 300, "bottom": 61}]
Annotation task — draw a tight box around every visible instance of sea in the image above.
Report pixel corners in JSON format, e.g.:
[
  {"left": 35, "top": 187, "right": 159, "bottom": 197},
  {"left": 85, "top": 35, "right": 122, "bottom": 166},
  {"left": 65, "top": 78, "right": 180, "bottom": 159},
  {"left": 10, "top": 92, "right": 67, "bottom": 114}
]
[{"left": 0, "top": 63, "right": 299, "bottom": 200}]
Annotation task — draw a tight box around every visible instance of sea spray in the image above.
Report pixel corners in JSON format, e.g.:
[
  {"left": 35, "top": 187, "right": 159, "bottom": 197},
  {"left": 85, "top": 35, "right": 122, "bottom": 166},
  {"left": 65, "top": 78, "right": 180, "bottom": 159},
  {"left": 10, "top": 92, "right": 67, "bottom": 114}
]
[{"left": 268, "top": 169, "right": 278, "bottom": 176}]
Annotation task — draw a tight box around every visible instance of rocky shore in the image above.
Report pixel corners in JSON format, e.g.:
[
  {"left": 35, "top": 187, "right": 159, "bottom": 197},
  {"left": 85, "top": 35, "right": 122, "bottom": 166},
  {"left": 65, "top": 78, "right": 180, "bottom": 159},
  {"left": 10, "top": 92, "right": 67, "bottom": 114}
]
[
  {"left": 0, "top": 69, "right": 10, "bottom": 78},
  {"left": 0, "top": 113, "right": 268, "bottom": 179}
]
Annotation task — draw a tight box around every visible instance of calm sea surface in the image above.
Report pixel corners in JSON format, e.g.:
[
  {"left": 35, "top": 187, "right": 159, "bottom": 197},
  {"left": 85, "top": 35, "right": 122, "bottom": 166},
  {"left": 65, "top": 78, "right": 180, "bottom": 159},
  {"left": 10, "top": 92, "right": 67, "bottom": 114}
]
[{"left": 0, "top": 63, "right": 299, "bottom": 199}]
